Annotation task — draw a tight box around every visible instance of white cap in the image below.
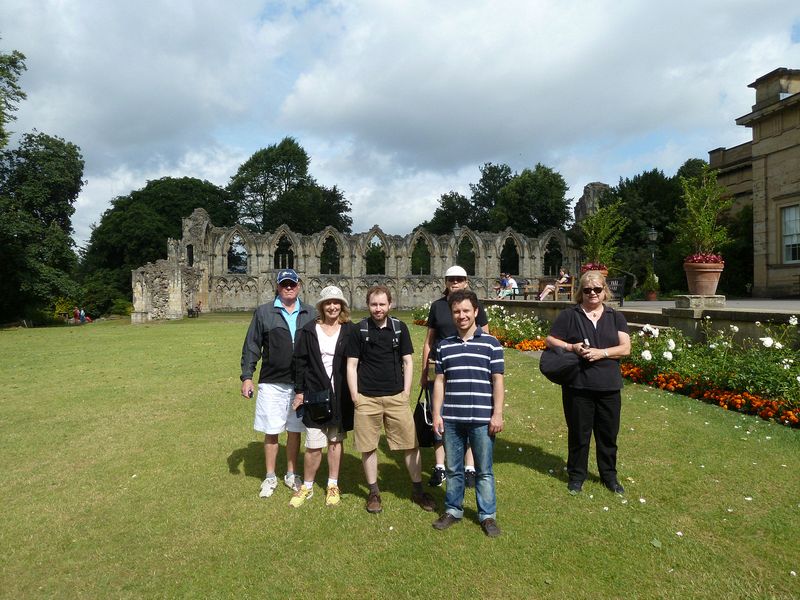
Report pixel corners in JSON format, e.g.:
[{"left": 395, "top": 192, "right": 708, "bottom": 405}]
[
  {"left": 444, "top": 265, "right": 468, "bottom": 278},
  {"left": 316, "top": 285, "right": 348, "bottom": 311}
]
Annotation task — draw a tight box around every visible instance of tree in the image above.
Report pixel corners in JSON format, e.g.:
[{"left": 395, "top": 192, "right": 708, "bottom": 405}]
[
  {"left": 420, "top": 191, "right": 471, "bottom": 235},
  {"left": 0, "top": 42, "right": 27, "bottom": 148},
  {"left": 0, "top": 132, "right": 84, "bottom": 318},
  {"left": 469, "top": 162, "right": 513, "bottom": 231},
  {"left": 228, "top": 137, "right": 311, "bottom": 232},
  {"left": 263, "top": 184, "right": 352, "bottom": 234},
  {"left": 81, "top": 177, "right": 236, "bottom": 302},
  {"left": 489, "top": 164, "right": 571, "bottom": 236}
]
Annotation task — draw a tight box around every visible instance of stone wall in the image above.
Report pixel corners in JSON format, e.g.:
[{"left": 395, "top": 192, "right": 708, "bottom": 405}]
[{"left": 131, "top": 208, "right": 580, "bottom": 322}]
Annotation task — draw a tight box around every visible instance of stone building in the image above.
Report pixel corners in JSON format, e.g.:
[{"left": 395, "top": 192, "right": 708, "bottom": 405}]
[
  {"left": 131, "top": 208, "right": 579, "bottom": 322},
  {"left": 709, "top": 67, "right": 800, "bottom": 297}
]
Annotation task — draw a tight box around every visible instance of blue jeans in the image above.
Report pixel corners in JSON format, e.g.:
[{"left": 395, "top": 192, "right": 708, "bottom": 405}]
[{"left": 442, "top": 422, "right": 496, "bottom": 522}]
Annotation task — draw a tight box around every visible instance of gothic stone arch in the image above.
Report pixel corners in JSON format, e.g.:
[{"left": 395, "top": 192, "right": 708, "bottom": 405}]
[{"left": 131, "top": 210, "right": 580, "bottom": 321}]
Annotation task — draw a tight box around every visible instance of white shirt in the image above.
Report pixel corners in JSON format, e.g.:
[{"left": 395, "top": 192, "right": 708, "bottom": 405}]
[{"left": 316, "top": 324, "right": 340, "bottom": 390}]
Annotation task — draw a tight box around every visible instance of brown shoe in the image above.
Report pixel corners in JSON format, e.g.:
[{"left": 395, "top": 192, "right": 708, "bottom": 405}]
[
  {"left": 432, "top": 513, "right": 460, "bottom": 530},
  {"left": 481, "top": 518, "right": 501, "bottom": 538},
  {"left": 411, "top": 491, "right": 436, "bottom": 512},
  {"left": 366, "top": 491, "right": 382, "bottom": 513}
]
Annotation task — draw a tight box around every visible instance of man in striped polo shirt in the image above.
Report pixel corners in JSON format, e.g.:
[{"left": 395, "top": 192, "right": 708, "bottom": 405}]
[{"left": 431, "top": 289, "right": 505, "bottom": 537}]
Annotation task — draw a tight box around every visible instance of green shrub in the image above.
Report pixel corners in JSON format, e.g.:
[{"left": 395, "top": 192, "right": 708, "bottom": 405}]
[{"left": 110, "top": 299, "right": 133, "bottom": 316}]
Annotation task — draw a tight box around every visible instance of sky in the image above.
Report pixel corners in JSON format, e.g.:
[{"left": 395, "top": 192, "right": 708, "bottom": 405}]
[{"left": 3, "top": 0, "right": 800, "bottom": 248}]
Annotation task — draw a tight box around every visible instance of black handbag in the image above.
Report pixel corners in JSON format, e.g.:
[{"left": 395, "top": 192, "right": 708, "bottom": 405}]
[
  {"left": 539, "top": 311, "right": 592, "bottom": 386},
  {"left": 299, "top": 371, "right": 335, "bottom": 427},
  {"left": 539, "top": 345, "right": 581, "bottom": 385},
  {"left": 413, "top": 387, "right": 435, "bottom": 448}
]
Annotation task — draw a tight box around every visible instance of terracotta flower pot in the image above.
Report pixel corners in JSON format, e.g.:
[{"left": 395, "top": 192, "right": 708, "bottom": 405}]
[
  {"left": 645, "top": 290, "right": 658, "bottom": 301},
  {"left": 683, "top": 262, "right": 724, "bottom": 295}
]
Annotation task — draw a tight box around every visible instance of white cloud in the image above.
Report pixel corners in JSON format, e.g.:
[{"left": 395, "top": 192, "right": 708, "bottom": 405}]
[{"left": 2, "top": 0, "right": 799, "bottom": 250}]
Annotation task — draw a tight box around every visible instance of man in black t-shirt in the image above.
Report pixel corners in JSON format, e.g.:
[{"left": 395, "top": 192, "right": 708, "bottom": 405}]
[{"left": 346, "top": 285, "right": 436, "bottom": 515}]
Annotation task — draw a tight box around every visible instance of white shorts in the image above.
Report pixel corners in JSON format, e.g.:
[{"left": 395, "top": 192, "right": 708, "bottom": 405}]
[
  {"left": 304, "top": 425, "right": 347, "bottom": 450},
  {"left": 254, "top": 383, "right": 305, "bottom": 435}
]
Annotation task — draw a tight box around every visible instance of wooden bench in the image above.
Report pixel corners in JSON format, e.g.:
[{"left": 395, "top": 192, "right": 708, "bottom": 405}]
[
  {"left": 537, "top": 279, "right": 574, "bottom": 301},
  {"left": 607, "top": 276, "right": 626, "bottom": 306}
]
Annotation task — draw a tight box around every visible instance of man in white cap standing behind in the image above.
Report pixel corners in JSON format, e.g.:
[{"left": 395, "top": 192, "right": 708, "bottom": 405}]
[{"left": 240, "top": 268, "right": 317, "bottom": 498}]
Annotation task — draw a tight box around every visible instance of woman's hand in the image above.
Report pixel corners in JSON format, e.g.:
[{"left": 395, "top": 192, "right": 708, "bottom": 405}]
[
  {"left": 578, "top": 346, "right": 608, "bottom": 362},
  {"left": 291, "top": 393, "right": 304, "bottom": 410}
]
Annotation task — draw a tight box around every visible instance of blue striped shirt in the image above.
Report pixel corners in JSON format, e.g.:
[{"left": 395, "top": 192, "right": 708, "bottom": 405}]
[{"left": 434, "top": 329, "right": 504, "bottom": 423}]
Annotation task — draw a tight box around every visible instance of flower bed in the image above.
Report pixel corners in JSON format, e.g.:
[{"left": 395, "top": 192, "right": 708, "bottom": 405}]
[{"left": 623, "top": 319, "right": 799, "bottom": 428}]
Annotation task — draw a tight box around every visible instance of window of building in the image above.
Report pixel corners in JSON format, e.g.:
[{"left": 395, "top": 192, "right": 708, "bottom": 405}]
[{"left": 783, "top": 205, "right": 800, "bottom": 263}]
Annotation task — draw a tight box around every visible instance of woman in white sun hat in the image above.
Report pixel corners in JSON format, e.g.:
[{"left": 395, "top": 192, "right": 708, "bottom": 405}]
[{"left": 290, "top": 285, "right": 358, "bottom": 508}]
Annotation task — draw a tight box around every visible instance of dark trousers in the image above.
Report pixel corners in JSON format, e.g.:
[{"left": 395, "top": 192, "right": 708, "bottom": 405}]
[{"left": 561, "top": 387, "right": 621, "bottom": 484}]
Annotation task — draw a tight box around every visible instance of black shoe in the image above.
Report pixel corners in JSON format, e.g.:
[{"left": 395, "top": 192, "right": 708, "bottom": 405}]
[
  {"left": 465, "top": 469, "right": 476, "bottom": 488},
  {"left": 481, "top": 518, "right": 501, "bottom": 538},
  {"left": 428, "top": 467, "right": 446, "bottom": 487},
  {"left": 432, "top": 513, "right": 460, "bottom": 530},
  {"left": 567, "top": 481, "right": 583, "bottom": 495},
  {"left": 603, "top": 480, "right": 625, "bottom": 494}
]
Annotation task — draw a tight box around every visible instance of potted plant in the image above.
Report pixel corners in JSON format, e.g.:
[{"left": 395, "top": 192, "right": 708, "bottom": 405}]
[
  {"left": 578, "top": 200, "right": 630, "bottom": 275},
  {"left": 675, "top": 165, "right": 732, "bottom": 295},
  {"left": 642, "top": 267, "right": 660, "bottom": 301}
]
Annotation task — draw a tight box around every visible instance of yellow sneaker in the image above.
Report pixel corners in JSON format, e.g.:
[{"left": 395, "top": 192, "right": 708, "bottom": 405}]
[
  {"left": 325, "top": 484, "right": 341, "bottom": 507},
  {"left": 289, "top": 486, "right": 313, "bottom": 508}
]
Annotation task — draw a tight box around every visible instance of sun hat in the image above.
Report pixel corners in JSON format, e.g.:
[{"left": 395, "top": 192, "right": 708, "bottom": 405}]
[
  {"left": 276, "top": 269, "right": 299, "bottom": 284},
  {"left": 444, "top": 265, "right": 468, "bottom": 278},
  {"left": 316, "top": 285, "right": 348, "bottom": 311}
]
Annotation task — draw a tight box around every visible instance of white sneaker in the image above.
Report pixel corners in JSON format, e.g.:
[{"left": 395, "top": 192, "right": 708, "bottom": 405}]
[
  {"left": 284, "top": 473, "right": 300, "bottom": 491},
  {"left": 259, "top": 476, "right": 278, "bottom": 498}
]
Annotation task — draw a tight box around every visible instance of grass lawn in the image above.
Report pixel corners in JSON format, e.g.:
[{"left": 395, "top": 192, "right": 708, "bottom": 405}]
[{"left": 1, "top": 311, "right": 798, "bottom": 599}]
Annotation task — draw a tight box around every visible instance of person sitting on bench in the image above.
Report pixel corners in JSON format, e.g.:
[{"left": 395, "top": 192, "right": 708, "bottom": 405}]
[{"left": 539, "top": 268, "right": 570, "bottom": 301}]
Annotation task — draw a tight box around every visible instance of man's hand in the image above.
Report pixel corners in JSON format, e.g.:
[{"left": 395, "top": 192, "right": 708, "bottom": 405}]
[
  {"left": 291, "top": 393, "right": 304, "bottom": 410},
  {"left": 432, "top": 414, "right": 445, "bottom": 436},
  {"left": 489, "top": 413, "right": 504, "bottom": 436},
  {"left": 241, "top": 379, "right": 254, "bottom": 399}
]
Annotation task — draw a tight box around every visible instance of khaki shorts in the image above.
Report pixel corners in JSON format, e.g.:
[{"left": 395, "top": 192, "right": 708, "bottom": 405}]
[
  {"left": 353, "top": 392, "right": 418, "bottom": 453},
  {"left": 304, "top": 425, "right": 347, "bottom": 450}
]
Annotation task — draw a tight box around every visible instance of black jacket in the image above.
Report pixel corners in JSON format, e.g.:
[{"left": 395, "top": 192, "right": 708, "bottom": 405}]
[
  {"left": 240, "top": 300, "right": 317, "bottom": 384},
  {"left": 294, "top": 319, "right": 356, "bottom": 431}
]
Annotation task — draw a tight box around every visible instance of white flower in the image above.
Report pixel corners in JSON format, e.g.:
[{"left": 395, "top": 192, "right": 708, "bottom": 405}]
[
  {"left": 652, "top": 327, "right": 660, "bottom": 338},
  {"left": 755, "top": 321, "right": 761, "bottom": 327},
  {"left": 775, "top": 342, "right": 783, "bottom": 349},
  {"left": 796, "top": 376, "right": 800, "bottom": 384},
  {"left": 709, "top": 344, "right": 716, "bottom": 349},
  {"left": 789, "top": 315, "right": 798, "bottom": 326},
  {"left": 641, "top": 350, "right": 652, "bottom": 361},
  {"left": 760, "top": 337, "right": 774, "bottom": 348},
  {"left": 729, "top": 324, "right": 739, "bottom": 333},
  {"left": 667, "top": 339, "right": 676, "bottom": 351},
  {"left": 663, "top": 351, "right": 673, "bottom": 361}
]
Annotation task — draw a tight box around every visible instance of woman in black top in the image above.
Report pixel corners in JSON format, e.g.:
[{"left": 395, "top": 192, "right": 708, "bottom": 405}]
[
  {"left": 419, "top": 265, "right": 489, "bottom": 488},
  {"left": 292, "top": 286, "right": 357, "bottom": 507},
  {"left": 545, "top": 270, "right": 631, "bottom": 495}
]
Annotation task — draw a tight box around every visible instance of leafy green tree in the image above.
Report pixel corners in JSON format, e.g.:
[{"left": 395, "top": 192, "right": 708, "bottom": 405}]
[
  {"left": 578, "top": 200, "right": 630, "bottom": 268},
  {"left": 469, "top": 162, "right": 513, "bottom": 231},
  {"left": 489, "top": 164, "right": 571, "bottom": 236},
  {"left": 0, "top": 132, "right": 84, "bottom": 318},
  {"left": 420, "top": 191, "right": 471, "bottom": 235},
  {"left": 81, "top": 177, "right": 236, "bottom": 301},
  {"left": 718, "top": 204, "right": 753, "bottom": 296},
  {"left": 263, "top": 184, "right": 352, "bottom": 234},
  {"left": 228, "top": 137, "right": 311, "bottom": 232},
  {"left": 0, "top": 42, "right": 26, "bottom": 148}
]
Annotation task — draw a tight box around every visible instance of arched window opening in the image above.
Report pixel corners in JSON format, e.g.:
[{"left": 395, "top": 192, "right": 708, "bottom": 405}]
[
  {"left": 320, "top": 236, "right": 340, "bottom": 274},
  {"left": 227, "top": 235, "right": 248, "bottom": 274},
  {"left": 274, "top": 235, "right": 294, "bottom": 270},
  {"left": 456, "top": 237, "right": 476, "bottom": 276},
  {"left": 186, "top": 244, "right": 194, "bottom": 267},
  {"left": 410, "top": 238, "right": 431, "bottom": 275},
  {"left": 500, "top": 238, "right": 520, "bottom": 276},
  {"left": 365, "top": 235, "right": 386, "bottom": 275},
  {"left": 543, "top": 238, "right": 563, "bottom": 277}
]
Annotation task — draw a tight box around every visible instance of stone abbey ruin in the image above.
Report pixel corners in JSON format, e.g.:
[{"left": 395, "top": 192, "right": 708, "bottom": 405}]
[{"left": 130, "top": 199, "right": 597, "bottom": 323}]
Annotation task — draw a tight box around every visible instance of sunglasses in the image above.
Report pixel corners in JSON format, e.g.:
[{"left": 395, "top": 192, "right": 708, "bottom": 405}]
[
  {"left": 582, "top": 286, "right": 604, "bottom": 294},
  {"left": 279, "top": 281, "right": 298, "bottom": 288},
  {"left": 446, "top": 276, "right": 467, "bottom": 283}
]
